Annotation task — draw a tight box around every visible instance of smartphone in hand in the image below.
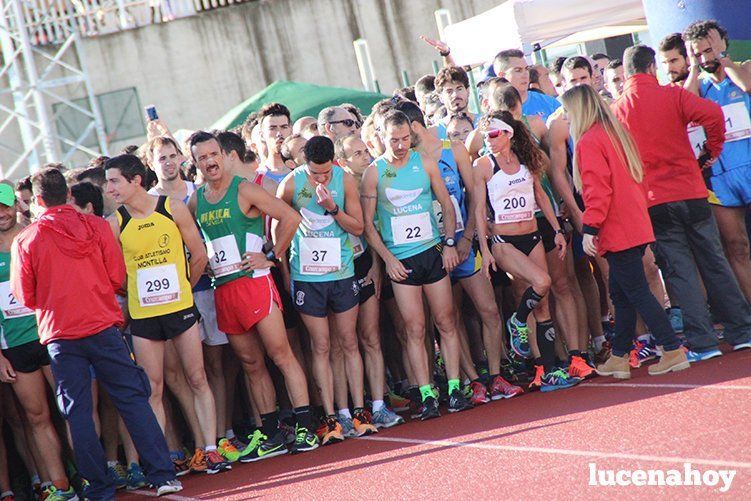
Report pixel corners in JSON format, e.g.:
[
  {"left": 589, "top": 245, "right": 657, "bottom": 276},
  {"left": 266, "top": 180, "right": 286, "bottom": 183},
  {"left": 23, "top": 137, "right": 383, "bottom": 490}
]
[{"left": 145, "top": 105, "right": 158, "bottom": 121}]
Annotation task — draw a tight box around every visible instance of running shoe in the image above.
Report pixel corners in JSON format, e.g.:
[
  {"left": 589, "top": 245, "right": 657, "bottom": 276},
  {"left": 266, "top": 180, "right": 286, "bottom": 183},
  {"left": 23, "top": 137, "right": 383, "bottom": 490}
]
[
  {"left": 489, "top": 374, "right": 524, "bottom": 400},
  {"left": 156, "top": 480, "right": 183, "bottom": 497},
  {"left": 683, "top": 347, "right": 723, "bottom": 363},
  {"left": 507, "top": 313, "right": 531, "bottom": 358},
  {"left": 205, "top": 449, "right": 231, "bottom": 474},
  {"left": 477, "top": 362, "right": 491, "bottom": 385},
  {"left": 107, "top": 462, "right": 127, "bottom": 490},
  {"left": 126, "top": 462, "right": 147, "bottom": 490},
  {"left": 418, "top": 396, "right": 440, "bottom": 420},
  {"left": 188, "top": 448, "right": 207, "bottom": 474},
  {"left": 339, "top": 415, "right": 356, "bottom": 438},
  {"left": 372, "top": 406, "right": 405, "bottom": 428},
  {"left": 528, "top": 365, "right": 545, "bottom": 392},
  {"left": 217, "top": 438, "right": 241, "bottom": 462},
  {"left": 568, "top": 355, "right": 595, "bottom": 379},
  {"left": 229, "top": 436, "right": 248, "bottom": 451},
  {"left": 1, "top": 493, "right": 13, "bottom": 501},
  {"left": 409, "top": 399, "right": 422, "bottom": 419},
  {"left": 386, "top": 391, "right": 410, "bottom": 412},
  {"left": 469, "top": 380, "right": 490, "bottom": 405},
  {"left": 733, "top": 341, "right": 751, "bottom": 351},
  {"left": 635, "top": 339, "right": 658, "bottom": 364},
  {"left": 41, "top": 486, "right": 78, "bottom": 501},
  {"left": 540, "top": 368, "right": 581, "bottom": 392},
  {"left": 321, "top": 416, "right": 345, "bottom": 445},
  {"left": 279, "top": 420, "right": 297, "bottom": 445},
  {"left": 629, "top": 348, "right": 641, "bottom": 368},
  {"left": 171, "top": 455, "right": 190, "bottom": 477},
  {"left": 239, "top": 430, "right": 288, "bottom": 462},
  {"left": 353, "top": 408, "right": 378, "bottom": 437},
  {"left": 290, "top": 425, "right": 319, "bottom": 453},
  {"left": 448, "top": 389, "right": 473, "bottom": 413}
]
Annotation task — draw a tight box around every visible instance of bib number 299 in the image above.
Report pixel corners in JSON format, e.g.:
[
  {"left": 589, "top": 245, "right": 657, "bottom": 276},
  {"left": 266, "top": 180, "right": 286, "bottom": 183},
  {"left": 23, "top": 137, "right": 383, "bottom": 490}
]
[{"left": 146, "top": 278, "right": 171, "bottom": 292}]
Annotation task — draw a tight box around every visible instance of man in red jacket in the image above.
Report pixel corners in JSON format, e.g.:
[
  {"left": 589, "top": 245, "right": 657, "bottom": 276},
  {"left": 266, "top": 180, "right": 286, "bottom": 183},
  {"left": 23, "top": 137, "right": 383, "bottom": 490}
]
[
  {"left": 11, "top": 168, "right": 181, "bottom": 499},
  {"left": 613, "top": 45, "right": 751, "bottom": 362}
]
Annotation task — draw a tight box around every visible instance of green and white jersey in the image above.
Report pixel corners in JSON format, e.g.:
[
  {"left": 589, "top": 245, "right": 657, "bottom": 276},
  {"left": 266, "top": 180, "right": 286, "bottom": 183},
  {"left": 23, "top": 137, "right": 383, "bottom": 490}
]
[
  {"left": 290, "top": 165, "right": 355, "bottom": 282},
  {"left": 0, "top": 251, "right": 38, "bottom": 349},
  {"left": 375, "top": 150, "right": 440, "bottom": 260}
]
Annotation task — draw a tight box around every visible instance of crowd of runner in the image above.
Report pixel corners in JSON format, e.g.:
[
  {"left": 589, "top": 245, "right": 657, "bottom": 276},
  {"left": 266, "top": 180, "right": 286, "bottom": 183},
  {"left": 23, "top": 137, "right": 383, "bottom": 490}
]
[{"left": 0, "top": 17, "right": 750, "bottom": 501}]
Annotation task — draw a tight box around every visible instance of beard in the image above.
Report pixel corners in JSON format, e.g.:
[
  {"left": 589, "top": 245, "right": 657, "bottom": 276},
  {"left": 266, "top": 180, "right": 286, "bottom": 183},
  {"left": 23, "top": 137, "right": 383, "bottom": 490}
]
[{"left": 700, "top": 60, "right": 721, "bottom": 74}]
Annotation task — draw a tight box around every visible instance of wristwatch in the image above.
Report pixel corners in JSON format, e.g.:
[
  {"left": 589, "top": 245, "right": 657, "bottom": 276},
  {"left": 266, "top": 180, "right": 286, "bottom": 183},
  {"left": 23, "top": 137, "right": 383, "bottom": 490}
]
[
  {"left": 554, "top": 228, "right": 565, "bottom": 235},
  {"left": 718, "top": 51, "right": 729, "bottom": 59},
  {"left": 325, "top": 204, "right": 340, "bottom": 216},
  {"left": 265, "top": 248, "right": 280, "bottom": 264},
  {"left": 444, "top": 237, "right": 456, "bottom": 247}
]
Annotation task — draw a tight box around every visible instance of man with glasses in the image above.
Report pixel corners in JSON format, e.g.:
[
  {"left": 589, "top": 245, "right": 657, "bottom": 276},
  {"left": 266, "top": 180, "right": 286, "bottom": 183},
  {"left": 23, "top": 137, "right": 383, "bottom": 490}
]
[
  {"left": 434, "top": 66, "right": 478, "bottom": 128},
  {"left": 318, "top": 106, "right": 358, "bottom": 141},
  {"left": 493, "top": 49, "right": 560, "bottom": 122}
]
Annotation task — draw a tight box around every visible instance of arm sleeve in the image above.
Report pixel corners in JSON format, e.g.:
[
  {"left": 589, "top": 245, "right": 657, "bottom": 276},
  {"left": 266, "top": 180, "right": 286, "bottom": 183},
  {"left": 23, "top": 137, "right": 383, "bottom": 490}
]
[
  {"left": 678, "top": 88, "right": 726, "bottom": 158},
  {"left": 578, "top": 135, "right": 613, "bottom": 235},
  {"left": 10, "top": 237, "right": 37, "bottom": 309},
  {"left": 98, "top": 219, "right": 126, "bottom": 292}
]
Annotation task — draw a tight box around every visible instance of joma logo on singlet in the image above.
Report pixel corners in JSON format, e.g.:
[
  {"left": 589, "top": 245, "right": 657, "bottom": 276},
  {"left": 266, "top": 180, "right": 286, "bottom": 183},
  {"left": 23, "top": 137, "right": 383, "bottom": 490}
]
[
  {"left": 508, "top": 177, "right": 526, "bottom": 186},
  {"left": 138, "top": 222, "right": 155, "bottom": 231}
]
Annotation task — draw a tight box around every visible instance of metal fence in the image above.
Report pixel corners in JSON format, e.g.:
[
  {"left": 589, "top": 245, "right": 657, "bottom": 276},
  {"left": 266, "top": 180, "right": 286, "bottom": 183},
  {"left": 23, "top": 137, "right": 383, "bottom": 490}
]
[{"left": 18, "top": 0, "right": 252, "bottom": 45}]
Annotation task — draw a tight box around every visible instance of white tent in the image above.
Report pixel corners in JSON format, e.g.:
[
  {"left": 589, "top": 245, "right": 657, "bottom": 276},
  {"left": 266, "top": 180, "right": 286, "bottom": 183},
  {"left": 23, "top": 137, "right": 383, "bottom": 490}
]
[{"left": 443, "top": 0, "right": 646, "bottom": 66}]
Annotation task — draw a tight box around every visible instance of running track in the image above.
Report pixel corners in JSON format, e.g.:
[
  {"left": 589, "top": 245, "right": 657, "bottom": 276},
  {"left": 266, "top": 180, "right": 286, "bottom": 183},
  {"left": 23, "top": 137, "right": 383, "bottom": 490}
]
[{"left": 120, "top": 348, "right": 751, "bottom": 499}]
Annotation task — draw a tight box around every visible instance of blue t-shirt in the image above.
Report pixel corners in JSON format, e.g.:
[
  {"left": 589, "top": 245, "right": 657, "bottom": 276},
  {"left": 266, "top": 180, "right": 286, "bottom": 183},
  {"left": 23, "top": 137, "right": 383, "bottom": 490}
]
[{"left": 522, "top": 91, "right": 561, "bottom": 123}]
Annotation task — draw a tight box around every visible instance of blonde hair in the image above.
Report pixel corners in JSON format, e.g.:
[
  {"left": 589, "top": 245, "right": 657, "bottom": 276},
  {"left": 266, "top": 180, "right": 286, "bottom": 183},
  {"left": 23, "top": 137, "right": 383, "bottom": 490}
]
[{"left": 560, "top": 85, "right": 643, "bottom": 191}]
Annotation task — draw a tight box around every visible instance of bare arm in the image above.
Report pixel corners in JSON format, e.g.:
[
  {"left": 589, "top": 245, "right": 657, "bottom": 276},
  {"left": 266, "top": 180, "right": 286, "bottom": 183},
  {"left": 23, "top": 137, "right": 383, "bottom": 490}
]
[
  {"left": 534, "top": 176, "right": 566, "bottom": 259},
  {"left": 453, "top": 141, "right": 476, "bottom": 239},
  {"left": 241, "top": 180, "right": 301, "bottom": 257},
  {"left": 333, "top": 172, "right": 364, "bottom": 235},
  {"left": 465, "top": 128, "right": 485, "bottom": 162},
  {"left": 472, "top": 157, "right": 497, "bottom": 279},
  {"left": 170, "top": 199, "right": 208, "bottom": 288},
  {"left": 542, "top": 118, "right": 583, "bottom": 232},
  {"left": 424, "top": 155, "right": 456, "bottom": 239}
]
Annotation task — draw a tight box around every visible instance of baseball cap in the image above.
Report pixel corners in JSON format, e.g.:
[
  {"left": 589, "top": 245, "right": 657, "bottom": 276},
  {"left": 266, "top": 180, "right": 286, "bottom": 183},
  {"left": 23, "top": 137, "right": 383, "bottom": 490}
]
[{"left": 0, "top": 184, "right": 15, "bottom": 207}]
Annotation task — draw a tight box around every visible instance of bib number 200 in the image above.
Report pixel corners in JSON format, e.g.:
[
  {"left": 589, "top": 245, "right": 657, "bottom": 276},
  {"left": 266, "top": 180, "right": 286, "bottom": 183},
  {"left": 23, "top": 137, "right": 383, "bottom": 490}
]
[{"left": 503, "top": 197, "right": 527, "bottom": 210}]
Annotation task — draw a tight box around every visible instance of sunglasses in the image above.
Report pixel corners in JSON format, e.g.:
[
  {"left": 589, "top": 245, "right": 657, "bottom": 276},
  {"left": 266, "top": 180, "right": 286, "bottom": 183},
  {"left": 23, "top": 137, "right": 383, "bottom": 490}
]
[
  {"left": 329, "top": 119, "right": 357, "bottom": 128},
  {"left": 484, "top": 129, "right": 510, "bottom": 139}
]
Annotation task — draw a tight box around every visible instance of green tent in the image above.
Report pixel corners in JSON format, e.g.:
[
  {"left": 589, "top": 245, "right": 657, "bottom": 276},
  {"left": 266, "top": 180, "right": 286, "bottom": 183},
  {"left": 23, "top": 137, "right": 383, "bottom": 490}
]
[{"left": 211, "top": 80, "right": 387, "bottom": 131}]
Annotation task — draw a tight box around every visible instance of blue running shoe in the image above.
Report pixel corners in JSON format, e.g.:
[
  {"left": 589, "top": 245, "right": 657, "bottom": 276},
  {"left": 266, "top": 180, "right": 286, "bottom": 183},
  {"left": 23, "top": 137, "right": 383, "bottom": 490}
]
[
  {"left": 126, "top": 463, "right": 146, "bottom": 491},
  {"left": 540, "top": 368, "right": 580, "bottom": 392},
  {"left": 339, "top": 415, "right": 356, "bottom": 438},
  {"left": 507, "top": 313, "right": 531, "bottom": 358},
  {"left": 684, "top": 347, "right": 722, "bottom": 362},
  {"left": 371, "top": 407, "right": 404, "bottom": 429},
  {"left": 107, "top": 462, "right": 127, "bottom": 490},
  {"left": 733, "top": 341, "right": 751, "bottom": 351}
]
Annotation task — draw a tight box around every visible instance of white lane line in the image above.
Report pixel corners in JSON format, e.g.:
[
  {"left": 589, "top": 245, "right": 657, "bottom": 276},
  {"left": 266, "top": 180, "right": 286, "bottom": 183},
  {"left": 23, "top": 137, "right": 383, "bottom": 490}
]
[
  {"left": 131, "top": 489, "right": 201, "bottom": 500},
  {"left": 581, "top": 382, "right": 751, "bottom": 391},
  {"left": 360, "top": 436, "right": 751, "bottom": 469}
]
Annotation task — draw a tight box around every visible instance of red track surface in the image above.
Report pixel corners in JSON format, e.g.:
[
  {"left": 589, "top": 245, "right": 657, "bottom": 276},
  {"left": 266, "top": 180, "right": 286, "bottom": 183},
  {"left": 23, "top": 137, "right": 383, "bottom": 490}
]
[{"left": 120, "top": 348, "right": 751, "bottom": 499}]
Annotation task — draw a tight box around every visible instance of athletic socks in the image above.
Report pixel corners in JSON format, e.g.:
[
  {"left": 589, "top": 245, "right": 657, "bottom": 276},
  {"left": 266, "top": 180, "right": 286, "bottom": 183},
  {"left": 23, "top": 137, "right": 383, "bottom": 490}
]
[
  {"left": 409, "top": 385, "right": 421, "bottom": 404},
  {"left": 447, "top": 378, "right": 461, "bottom": 395},
  {"left": 516, "top": 287, "right": 545, "bottom": 323},
  {"left": 225, "top": 428, "right": 236, "bottom": 440},
  {"left": 593, "top": 335, "right": 607, "bottom": 351},
  {"left": 372, "top": 399, "right": 385, "bottom": 413},
  {"left": 260, "top": 410, "right": 280, "bottom": 437},
  {"left": 107, "top": 460, "right": 119, "bottom": 468},
  {"left": 537, "top": 319, "right": 557, "bottom": 372},
  {"left": 338, "top": 408, "right": 352, "bottom": 420},
  {"left": 205, "top": 445, "right": 217, "bottom": 453},
  {"left": 419, "top": 384, "right": 434, "bottom": 402},
  {"left": 294, "top": 405, "right": 315, "bottom": 430},
  {"left": 637, "top": 333, "right": 652, "bottom": 343}
]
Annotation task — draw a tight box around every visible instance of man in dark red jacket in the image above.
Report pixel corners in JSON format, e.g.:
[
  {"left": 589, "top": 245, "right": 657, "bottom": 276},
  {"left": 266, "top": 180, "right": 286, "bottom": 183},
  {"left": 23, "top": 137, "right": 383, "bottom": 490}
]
[
  {"left": 11, "top": 168, "right": 181, "bottom": 499},
  {"left": 612, "top": 45, "right": 751, "bottom": 361}
]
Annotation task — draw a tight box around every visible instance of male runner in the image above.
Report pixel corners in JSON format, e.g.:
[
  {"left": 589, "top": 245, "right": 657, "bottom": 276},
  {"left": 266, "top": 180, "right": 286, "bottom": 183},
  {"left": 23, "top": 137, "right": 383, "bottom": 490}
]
[
  {"left": 659, "top": 33, "right": 691, "bottom": 85},
  {"left": 105, "top": 154, "right": 231, "bottom": 475},
  {"left": 258, "top": 103, "right": 295, "bottom": 184},
  {"left": 493, "top": 49, "right": 561, "bottom": 122},
  {"left": 684, "top": 20, "right": 751, "bottom": 304},
  {"left": 188, "top": 130, "right": 320, "bottom": 459},
  {"left": 361, "top": 110, "right": 473, "bottom": 419},
  {"left": 278, "top": 136, "right": 377, "bottom": 442},
  {"left": 0, "top": 185, "right": 76, "bottom": 501}
]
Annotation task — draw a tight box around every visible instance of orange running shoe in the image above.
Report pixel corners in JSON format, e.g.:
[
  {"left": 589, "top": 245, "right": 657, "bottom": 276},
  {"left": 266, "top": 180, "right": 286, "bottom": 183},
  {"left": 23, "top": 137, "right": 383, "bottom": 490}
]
[
  {"left": 528, "top": 365, "right": 544, "bottom": 392},
  {"left": 352, "top": 408, "right": 378, "bottom": 437},
  {"left": 568, "top": 355, "right": 595, "bottom": 379},
  {"left": 322, "top": 416, "right": 345, "bottom": 445},
  {"left": 188, "top": 448, "right": 207, "bottom": 474},
  {"left": 629, "top": 347, "right": 641, "bottom": 368}
]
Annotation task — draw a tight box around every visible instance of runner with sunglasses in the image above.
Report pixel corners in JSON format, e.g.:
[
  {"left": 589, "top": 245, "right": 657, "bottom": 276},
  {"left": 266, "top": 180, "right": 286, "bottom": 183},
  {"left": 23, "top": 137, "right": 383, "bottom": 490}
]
[{"left": 473, "top": 111, "right": 580, "bottom": 392}]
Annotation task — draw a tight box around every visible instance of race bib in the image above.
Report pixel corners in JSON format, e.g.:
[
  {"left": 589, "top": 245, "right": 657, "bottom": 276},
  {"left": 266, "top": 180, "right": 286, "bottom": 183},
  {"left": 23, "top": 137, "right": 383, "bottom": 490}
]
[
  {"left": 207, "top": 235, "right": 242, "bottom": 278},
  {"left": 300, "top": 237, "right": 341, "bottom": 274},
  {"left": 136, "top": 264, "right": 180, "bottom": 307},
  {"left": 349, "top": 233, "right": 365, "bottom": 258},
  {"left": 0, "top": 281, "right": 34, "bottom": 319},
  {"left": 432, "top": 196, "right": 465, "bottom": 237},
  {"left": 722, "top": 102, "right": 751, "bottom": 142},
  {"left": 246, "top": 233, "right": 270, "bottom": 277},
  {"left": 687, "top": 125, "right": 707, "bottom": 158},
  {"left": 391, "top": 212, "right": 432, "bottom": 245},
  {"left": 495, "top": 194, "right": 533, "bottom": 224}
]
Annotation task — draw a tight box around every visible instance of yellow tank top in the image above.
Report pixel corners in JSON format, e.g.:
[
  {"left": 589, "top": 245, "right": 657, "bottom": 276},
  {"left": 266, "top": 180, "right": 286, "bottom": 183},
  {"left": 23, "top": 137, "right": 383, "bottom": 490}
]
[{"left": 117, "top": 196, "right": 193, "bottom": 319}]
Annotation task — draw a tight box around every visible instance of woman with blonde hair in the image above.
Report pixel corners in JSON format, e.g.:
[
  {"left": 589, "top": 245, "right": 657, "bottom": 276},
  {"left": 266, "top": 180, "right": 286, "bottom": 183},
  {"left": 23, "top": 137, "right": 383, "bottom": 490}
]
[{"left": 560, "top": 85, "right": 689, "bottom": 379}]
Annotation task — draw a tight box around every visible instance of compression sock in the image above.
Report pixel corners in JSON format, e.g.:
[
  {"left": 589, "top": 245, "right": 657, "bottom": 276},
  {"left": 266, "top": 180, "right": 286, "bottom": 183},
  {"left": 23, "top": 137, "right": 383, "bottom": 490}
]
[
  {"left": 419, "top": 384, "right": 434, "bottom": 402},
  {"left": 537, "top": 319, "right": 557, "bottom": 372},
  {"left": 516, "top": 287, "right": 545, "bottom": 323}
]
